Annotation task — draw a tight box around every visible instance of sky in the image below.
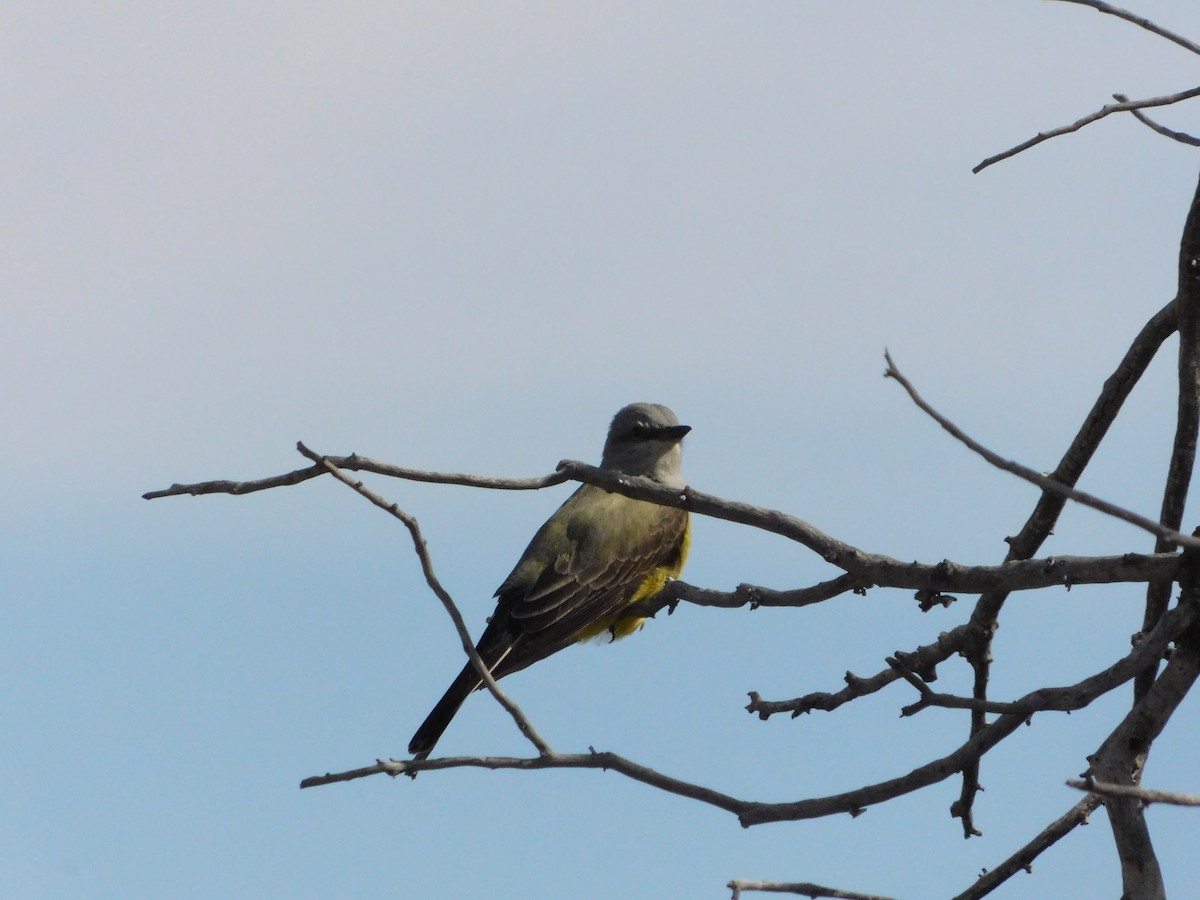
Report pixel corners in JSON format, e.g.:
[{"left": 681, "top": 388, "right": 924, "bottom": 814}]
[{"left": 6, "top": 2, "right": 1200, "bottom": 898}]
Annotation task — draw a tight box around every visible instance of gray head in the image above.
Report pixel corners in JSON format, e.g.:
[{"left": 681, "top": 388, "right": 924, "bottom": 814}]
[{"left": 599, "top": 403, "right": 690, "bottom": 485}]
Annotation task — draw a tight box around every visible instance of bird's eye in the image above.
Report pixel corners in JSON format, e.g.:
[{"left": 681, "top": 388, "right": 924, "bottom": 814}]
[{"left": 622, "top": 422, "right": 651, "bottom": 441}]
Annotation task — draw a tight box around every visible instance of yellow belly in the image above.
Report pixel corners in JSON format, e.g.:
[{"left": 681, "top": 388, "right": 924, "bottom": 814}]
[{"left": 577, "top": 523, "right": 691, "bottom": 642}]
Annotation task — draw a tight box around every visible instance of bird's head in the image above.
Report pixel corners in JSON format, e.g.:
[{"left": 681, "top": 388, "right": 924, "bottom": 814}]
[{"left": 600, "top": 403, "right": 690, "bottom": 485}]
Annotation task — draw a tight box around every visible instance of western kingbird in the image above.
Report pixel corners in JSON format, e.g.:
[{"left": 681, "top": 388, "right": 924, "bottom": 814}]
[{"left": 408, "top": 402, "right": 691, "bottom": 760}]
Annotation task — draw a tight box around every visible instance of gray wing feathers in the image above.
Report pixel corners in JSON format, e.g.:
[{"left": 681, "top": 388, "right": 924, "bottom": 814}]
[{"left": 505, "top": 494, "right": 687, "bottom": 636}]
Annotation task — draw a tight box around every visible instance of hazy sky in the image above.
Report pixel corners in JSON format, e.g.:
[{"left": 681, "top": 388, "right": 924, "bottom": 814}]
[{"left": 6, "top": 3, "right": 1200, "bottom": 898}]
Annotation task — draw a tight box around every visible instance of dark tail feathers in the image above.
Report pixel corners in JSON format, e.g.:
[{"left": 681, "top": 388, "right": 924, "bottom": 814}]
[{"left": 408, "top": 662, "right": 483, "bottom": 760}]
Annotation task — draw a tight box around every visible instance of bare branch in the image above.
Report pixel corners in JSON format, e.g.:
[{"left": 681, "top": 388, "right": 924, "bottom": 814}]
[
  {"left": 1087, "top": 569, "right": 1200, "bottom": 900},
  {"left": 1139, "top": 174, "right": 1200, "bottom": 700},
  {"left": 143, "top": 452, "right": 567, "bottom": 499},
  {"left": 143, "top": 463, "right": 328, "bottom": 499},
  {"left": 884, "top": 351, "right": 1200, "bottom": 549},
  {"left": 951, "top": 794, "right": 1103, "bottom": 900},
  {"left": 1113, "top": 93, "right": 1200, "bottom": 146},
  {"left": 143, "top": 441, "right": 894, "bottom": 579},
  {"left": 728, "top": 880, "right": 897, "bottom": 900},
  {"left": 887, "top": 658, "right": 1040, "bottom": 717},
  {"left": 740, "top": 714, "right": 1014, "bottom": 825},
  {"left": 295, "top": 443, "right": 553, "bottom": 758},
  {"left": 625, "top": 554, "right": 1180, "bottom": 626},
  {"left": 300, "top": 749, "right": 755, "bottom": 818},
  {"left": 143, "top": 427, "right": 1188, "bottom": 592},
  {"left": 1051, "top": 0, "right": 1200, "bottom": 57},
  {"left": 1067, "top": 777, "right": 1200, "bottom": 807},
  {"left": 1159, "top": 174, "right": 1200, "bottom": 553},
  {"left": 954, "top": 297, "right": 1179, "bottom": 834},
  {"left": 747, "top": 625, "right": 971, "bottom": 719},
  {"left": 973, "top": 86, "right": 1200, "bottom": 174},
  {"left": 555, "top": 460, "right": 870, "bottom": 566},
  {"left": 302, "top": 598, "right": 1196, "bottom": 833},
  {"left": 560, "top": 459, "right": 1200, "bottom": 596},
  {"left": 742, "top": 598, "right": 1198, "bottom": 826},
  {"left": 887, "top": 334, "right": 1197, "bottom": 838},
  {"left": 625, "top": 575, "right": 868, "bottom": 619}
]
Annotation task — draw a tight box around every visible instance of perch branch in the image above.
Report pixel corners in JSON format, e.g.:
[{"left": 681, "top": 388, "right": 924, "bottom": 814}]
[
  {"left": 624, "top": 553, "right": 1179, "bottom": 625},
  {"left": 143, "top": 454, "right": 567, "bottom": 499}
]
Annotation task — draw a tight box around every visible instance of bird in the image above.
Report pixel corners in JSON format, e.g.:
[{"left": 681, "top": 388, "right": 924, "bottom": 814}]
[{"left": 407, "top": 402, "right": 691, "bottom": 760}]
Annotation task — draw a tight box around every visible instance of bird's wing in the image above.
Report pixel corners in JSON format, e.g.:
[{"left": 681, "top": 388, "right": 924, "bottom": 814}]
[{"left": 493, "top": 486, "right": 687, "bottom": 672}]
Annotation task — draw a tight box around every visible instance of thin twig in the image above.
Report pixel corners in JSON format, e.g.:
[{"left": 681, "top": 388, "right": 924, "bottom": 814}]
[
  {"left": 628, "top": 574, "right": 868, "bottom": 617},
  {"left": 886, "top": 657, "right": 1040, "bottom": 717},
  {"left": 747, "top": 625, "right": 971, "bottom": 719},
  {"left": 295, "top": 443, "right": 553, "bottom": 758},
  {"left": 1067, "top": 777, "right": 1200, "bottom": 807},
  {"left": 143, "top": 453, "right": 567, "bottom": 499},
  {"left": 973, "top": 86, "right": 1200, "bottom": 173},
  {"left": 883, "top": 351, "right": 1200, "bottom": 549},
  {"left": 1113, "top": 93, "right": 1200, "bottom": 146},
  {"left": 1051, "top": 0, "right": 1200, "bottom": 57}
]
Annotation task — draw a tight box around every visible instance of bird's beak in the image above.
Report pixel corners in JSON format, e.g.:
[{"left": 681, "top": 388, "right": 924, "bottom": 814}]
[{"left": 653, "top": 424, "right": 691, "bottom": 442}]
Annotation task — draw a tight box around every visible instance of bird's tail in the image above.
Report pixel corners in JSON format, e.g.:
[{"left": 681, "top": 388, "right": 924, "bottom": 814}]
[{"left": 408, "top": 660, "right": 485, "bottom": 761}]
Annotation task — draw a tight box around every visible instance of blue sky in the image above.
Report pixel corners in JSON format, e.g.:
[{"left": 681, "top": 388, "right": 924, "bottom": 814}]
[{"left": 6, "top": 3, "right": 1200, "bottom": 898}]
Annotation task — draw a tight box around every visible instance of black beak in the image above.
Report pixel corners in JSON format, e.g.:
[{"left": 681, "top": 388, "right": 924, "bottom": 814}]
[{"left": 652, "top": 424, "right": 691, "bottom": 442}]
